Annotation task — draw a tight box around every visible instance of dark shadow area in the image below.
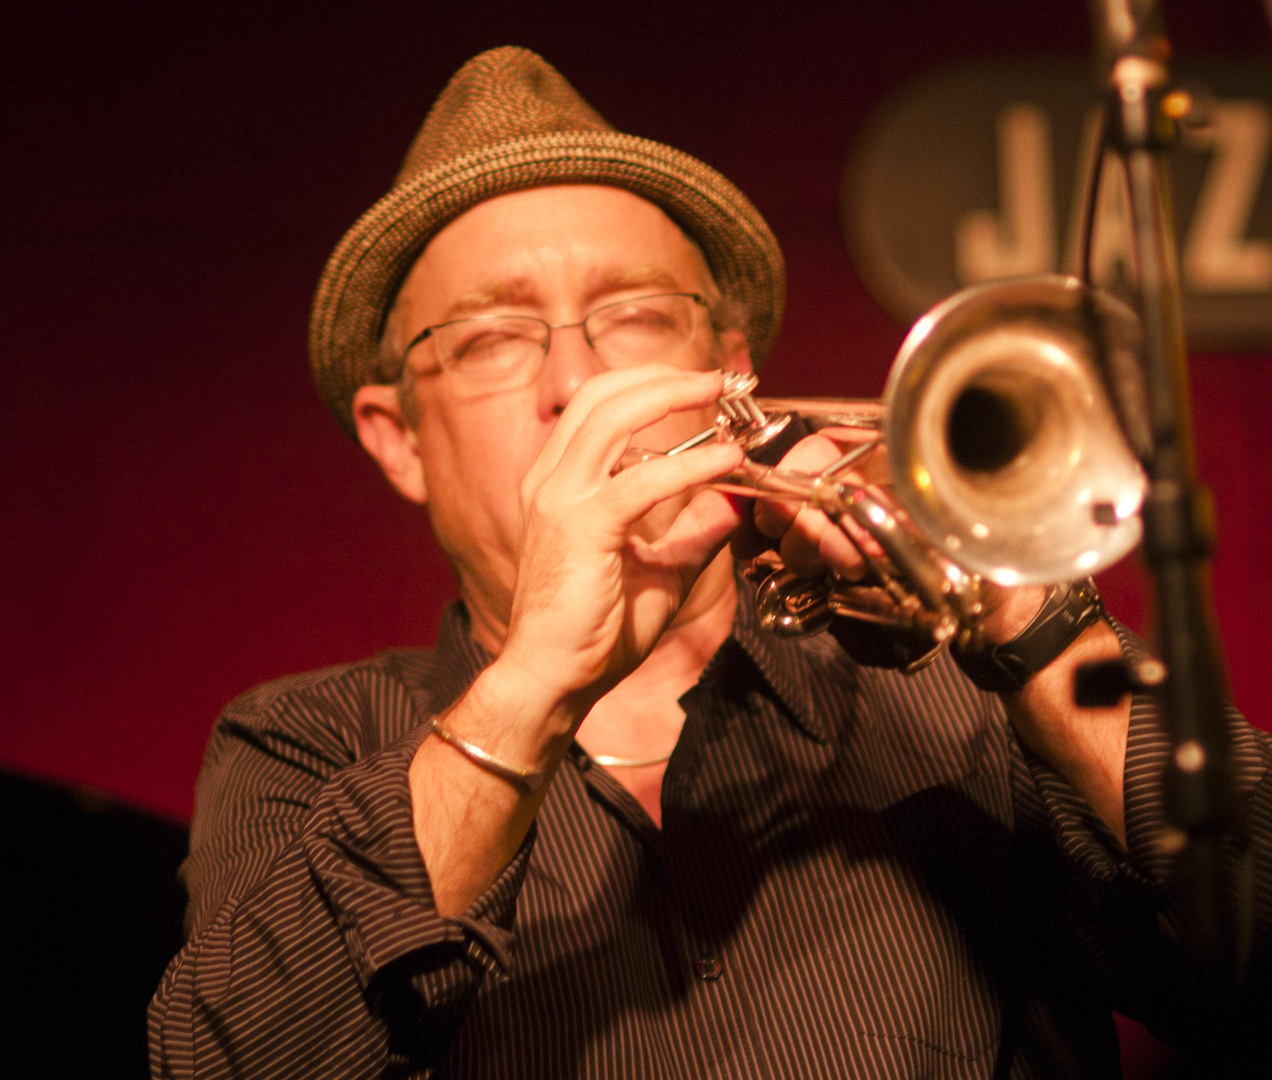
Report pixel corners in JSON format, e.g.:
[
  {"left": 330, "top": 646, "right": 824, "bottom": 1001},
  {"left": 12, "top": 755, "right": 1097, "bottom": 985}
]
[{"left": 0, "top": 770, "right": 188, "bottom": 1078}]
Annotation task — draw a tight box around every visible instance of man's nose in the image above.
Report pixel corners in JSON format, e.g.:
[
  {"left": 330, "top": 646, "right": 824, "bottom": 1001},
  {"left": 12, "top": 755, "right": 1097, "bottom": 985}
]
[{"left": 536, "top": 323, "right": 606, "bottom": 419}]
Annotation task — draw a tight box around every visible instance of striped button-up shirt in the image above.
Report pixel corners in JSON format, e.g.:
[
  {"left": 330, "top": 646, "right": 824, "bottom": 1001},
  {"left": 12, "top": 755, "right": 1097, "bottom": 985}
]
[{"left": 149, "top": 583, "right": 1270, "bottom": 1078}]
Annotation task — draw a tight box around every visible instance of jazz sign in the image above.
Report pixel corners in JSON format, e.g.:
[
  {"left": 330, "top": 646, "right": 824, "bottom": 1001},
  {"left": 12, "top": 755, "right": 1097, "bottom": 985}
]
[{"left": 843, "top": 59, "right": 1272, "bottom": 347}]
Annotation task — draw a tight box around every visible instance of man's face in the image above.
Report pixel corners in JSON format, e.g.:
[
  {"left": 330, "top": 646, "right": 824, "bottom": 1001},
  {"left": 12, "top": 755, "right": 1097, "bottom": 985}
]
[{"left": 382, "top": 184, "right": 747, "bottom": 643}]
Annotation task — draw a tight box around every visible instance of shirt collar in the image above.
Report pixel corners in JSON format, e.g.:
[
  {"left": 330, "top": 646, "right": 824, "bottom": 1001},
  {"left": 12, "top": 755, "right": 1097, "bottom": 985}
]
[{"left": 720, "top": 571, "right": 851, "bottom": 745}]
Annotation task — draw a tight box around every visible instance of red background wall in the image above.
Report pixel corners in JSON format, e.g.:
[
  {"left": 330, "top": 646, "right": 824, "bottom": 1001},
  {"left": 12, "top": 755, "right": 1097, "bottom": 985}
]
[{"left": 2, "top": 0, "right": 1269, "bottom": 830}]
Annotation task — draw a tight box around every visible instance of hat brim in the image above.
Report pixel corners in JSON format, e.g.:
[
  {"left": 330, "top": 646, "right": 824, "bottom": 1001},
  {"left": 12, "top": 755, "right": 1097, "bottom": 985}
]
[{"left": 310, "top": 131, "right": 785, "bottom": 437}]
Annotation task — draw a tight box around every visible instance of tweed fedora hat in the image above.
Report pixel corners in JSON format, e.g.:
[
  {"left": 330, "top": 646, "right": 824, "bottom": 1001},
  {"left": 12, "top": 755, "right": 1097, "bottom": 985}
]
[{"left": 309, "top": 46, "right": 786, "bottom": 437}]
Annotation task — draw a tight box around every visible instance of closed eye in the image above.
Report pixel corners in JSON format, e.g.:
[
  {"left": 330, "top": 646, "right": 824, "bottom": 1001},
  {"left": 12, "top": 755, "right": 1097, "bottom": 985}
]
[
  {"left": 605, "top": 304, "right": 678, "bottom": 330},
  {"left": 448, "top": 322, "right": 541, "bottom": 367}
]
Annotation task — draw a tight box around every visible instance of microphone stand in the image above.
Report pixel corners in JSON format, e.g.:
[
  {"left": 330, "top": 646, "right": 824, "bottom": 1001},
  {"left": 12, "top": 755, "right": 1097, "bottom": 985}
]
[{"left": 1079, "top": 0, "right": 1249, "bottom": 1045}]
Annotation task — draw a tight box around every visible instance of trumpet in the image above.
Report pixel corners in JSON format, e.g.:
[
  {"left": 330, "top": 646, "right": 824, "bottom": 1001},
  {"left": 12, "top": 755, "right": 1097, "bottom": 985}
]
[{"left": 622, "top": 275, "right": 1147, "bottom": 666}]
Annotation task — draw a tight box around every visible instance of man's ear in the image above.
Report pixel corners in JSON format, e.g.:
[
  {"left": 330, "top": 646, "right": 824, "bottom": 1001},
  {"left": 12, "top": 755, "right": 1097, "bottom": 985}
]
[
  {"left": 352, "top": 384, "right": 428, "bottom": 505},
  {"left": 716, "top": 329, "right": 753, "bottom": 375}
]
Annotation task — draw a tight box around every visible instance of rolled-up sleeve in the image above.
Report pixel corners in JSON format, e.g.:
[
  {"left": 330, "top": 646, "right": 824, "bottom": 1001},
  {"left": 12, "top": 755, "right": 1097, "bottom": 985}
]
[
  {"left": 149, "top": 662, "right": 531, "bottom": 1079},
  {"left": 1012, "top": 622, "right": 1271, "bottom": 1040}
]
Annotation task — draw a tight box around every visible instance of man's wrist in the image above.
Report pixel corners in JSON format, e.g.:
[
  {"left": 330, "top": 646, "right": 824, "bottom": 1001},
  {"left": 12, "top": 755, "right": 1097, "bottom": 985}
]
[
  {"left": 457, "top": 660, "right": 580, "bottom": 766},
  {"left": 952, "top": 579, "right": 1106, "bottom": 695}
]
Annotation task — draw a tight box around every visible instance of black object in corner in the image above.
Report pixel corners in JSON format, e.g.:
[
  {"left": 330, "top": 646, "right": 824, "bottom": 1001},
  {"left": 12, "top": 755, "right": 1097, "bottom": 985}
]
[{"left": 0, "top": 770, "right": 188, "bottom": 1079}]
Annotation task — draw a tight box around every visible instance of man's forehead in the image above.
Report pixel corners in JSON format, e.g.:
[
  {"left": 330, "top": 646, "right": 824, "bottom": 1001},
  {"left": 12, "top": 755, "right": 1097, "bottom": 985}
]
[{"left": 442, "top": 265, "right": 686, "bottom": 320}]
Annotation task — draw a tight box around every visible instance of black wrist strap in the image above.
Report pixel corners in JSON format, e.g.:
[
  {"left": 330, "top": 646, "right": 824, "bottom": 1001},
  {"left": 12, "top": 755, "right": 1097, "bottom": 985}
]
[{"left": 951, "top": 578, "right": 1105, "bottom": 695}]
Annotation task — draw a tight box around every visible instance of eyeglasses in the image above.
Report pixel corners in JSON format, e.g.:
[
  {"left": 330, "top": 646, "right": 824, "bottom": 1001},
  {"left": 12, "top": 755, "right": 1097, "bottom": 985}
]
[{"left": 404, "top": 292, "right": 708, "bottom": 383}]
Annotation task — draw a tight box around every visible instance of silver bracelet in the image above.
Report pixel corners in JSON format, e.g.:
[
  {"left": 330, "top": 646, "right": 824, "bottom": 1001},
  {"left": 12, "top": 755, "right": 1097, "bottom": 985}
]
[{"left": 424, "top": 716, "right": 546, "bottom": 792}]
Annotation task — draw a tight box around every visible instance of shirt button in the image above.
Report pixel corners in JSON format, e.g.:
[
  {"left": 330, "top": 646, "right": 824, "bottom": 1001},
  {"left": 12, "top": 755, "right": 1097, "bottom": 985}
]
[{"left": 694, "top": 955, "right": 723, "bottom": 981}]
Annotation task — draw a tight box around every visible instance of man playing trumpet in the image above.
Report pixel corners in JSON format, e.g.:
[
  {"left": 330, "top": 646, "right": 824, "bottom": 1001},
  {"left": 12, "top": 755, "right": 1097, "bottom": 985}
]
[{"left": 149, "top": 47, "right": 1271, "bottom": 1079}]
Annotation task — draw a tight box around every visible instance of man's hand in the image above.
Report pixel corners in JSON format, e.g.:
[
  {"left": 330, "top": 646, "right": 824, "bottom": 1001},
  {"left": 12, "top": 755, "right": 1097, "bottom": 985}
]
[
  {"left": 500, "top": 364, "right": 744, "bottom": 723},
  {"left": 748, "top": 430, "right": 887, "bottom": 581},
  {"left": 411, "top": 365, "right": 744, "bottom": 914}
]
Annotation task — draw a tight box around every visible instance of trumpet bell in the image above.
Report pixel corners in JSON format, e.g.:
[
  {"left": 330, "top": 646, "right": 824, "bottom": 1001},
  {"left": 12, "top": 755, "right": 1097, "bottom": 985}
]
[{"left": 885, "top": 275, "right": 1146, "bottom": 586}]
